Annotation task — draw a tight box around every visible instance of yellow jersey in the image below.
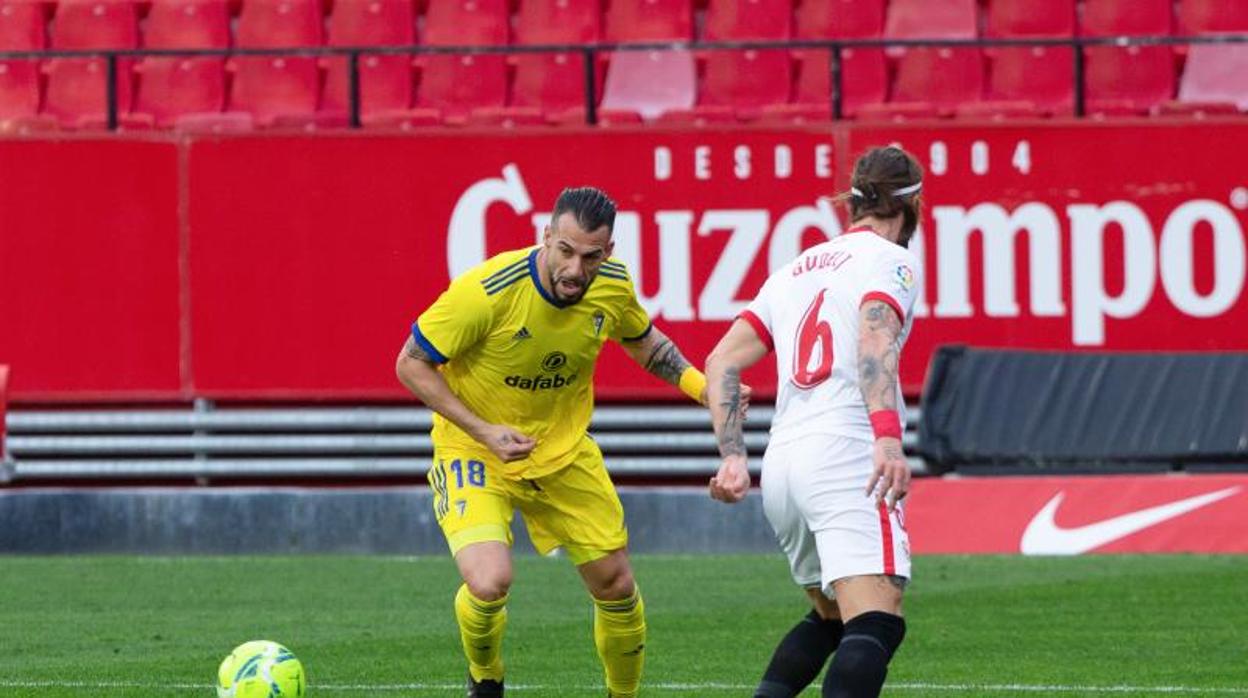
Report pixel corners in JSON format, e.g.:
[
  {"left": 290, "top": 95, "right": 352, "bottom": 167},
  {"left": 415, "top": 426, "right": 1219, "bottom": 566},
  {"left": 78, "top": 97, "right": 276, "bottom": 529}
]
[{"left": 412, "top": 246, "right": 652, "bottom": 478}]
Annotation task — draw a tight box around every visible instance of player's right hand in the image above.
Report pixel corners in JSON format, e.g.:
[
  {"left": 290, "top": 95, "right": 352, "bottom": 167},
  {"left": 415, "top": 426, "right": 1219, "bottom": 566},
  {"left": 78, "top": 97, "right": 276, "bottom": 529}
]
[
  {"left": 709, "top": 454, "right": 751, "bottom": 504},
  {"left": 480, "top": 424, "right": 537, "bottom": 462},
  {"left": 866, "top": 436, "right": 910, "bottom": 512}
]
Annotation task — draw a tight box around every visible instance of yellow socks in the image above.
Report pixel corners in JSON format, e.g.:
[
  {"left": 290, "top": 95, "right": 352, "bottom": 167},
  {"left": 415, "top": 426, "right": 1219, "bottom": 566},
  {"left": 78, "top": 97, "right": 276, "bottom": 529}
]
[
  {"left": 592, "top": 588, "right": 647, "bottom": 698},
  {"left": 454, "top": 584, "right": 508, "bottom": 682}
]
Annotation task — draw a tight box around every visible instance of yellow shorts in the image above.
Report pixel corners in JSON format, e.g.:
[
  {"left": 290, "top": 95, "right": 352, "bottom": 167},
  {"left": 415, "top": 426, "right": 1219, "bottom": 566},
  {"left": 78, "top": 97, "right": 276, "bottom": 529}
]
[{"left": 428, "top": 435, "right": 627, "bottom": 565}]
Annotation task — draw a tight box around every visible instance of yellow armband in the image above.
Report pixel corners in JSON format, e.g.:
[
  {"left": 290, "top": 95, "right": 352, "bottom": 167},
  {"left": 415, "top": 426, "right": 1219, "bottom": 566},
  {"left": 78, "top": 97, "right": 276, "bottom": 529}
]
[{"left": 679, "top": 367, "right": 708, "bottom": 405}]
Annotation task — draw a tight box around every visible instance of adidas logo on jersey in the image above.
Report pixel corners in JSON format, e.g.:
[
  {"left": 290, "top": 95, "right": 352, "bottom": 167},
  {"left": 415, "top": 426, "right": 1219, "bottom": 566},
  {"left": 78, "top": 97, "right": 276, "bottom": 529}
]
[{"left": 512, "top": 327, "right": 532, "bottom": 341}]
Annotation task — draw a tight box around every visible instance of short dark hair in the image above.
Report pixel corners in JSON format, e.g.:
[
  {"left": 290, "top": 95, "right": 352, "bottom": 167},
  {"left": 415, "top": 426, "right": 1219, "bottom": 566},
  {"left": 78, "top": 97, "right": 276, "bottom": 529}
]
[{"left": 552, "top": 187, "right": 617, "bottom": 235}]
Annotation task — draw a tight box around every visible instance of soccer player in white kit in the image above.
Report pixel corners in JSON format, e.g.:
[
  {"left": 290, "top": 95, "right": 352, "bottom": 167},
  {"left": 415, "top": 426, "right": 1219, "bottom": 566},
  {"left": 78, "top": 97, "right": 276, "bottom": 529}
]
[{"left": 704, "top": 146, "right": 924, "bottom": 698}]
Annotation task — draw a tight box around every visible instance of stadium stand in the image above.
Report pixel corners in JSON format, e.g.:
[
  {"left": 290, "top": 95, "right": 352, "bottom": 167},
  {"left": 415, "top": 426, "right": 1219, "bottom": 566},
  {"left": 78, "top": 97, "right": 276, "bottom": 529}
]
[
  {"left": 321, "top": 0, "right": 415, "bottom": 126},
  {"left": 0, "top": 1, "right": 53, "bottom": 130},
  {"left": 485, "top": 0, "right": 602, "bottom": 126},
  {"left": 958, "top": 0, "right": 1076, "bottom": 118},
  {"left": 44, "top": 0, "right": 140, "bottom": 128},
  {"left": 0, "top": 365, "right": 9, "bottom": 484},
  {"left": 134, "top": 0, "right": 231, "bottom": 128},
  {"left": 762, "top": 0, "right": 887, "bottom": 122},
  {"left": 603, "top": 0, "right": 693, "bottom": 42},
  {"left": 660, "top": 0, "right": 793, "bottom": 124},
  {"left": 229, "top": 0, "right": 326, "bottom": 127},
  {"left": 0, "top": 0, "right": 1243, "bottom": 127},
  {"left": 1082, "top": 0, "right": 1176, "bottom": 115},
  {"left": 412, "top": 0, "right": 510, "bottom": 126},
  {"left": 859, "top": 0, "right": 982, "bottom": 120}
]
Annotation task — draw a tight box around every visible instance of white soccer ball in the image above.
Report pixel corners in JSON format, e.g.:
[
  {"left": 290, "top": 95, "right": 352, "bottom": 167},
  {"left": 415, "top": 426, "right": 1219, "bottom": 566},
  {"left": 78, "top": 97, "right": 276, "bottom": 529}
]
[{"left": 216, "top": 640, "right": 306, "bottom": 698}]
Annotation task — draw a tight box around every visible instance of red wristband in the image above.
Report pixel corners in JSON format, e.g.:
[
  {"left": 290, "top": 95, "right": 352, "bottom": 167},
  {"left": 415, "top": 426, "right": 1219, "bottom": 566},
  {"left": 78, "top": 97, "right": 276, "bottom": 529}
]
[{"left": 869, "top": 410, "right": 903, "bottom": 440}]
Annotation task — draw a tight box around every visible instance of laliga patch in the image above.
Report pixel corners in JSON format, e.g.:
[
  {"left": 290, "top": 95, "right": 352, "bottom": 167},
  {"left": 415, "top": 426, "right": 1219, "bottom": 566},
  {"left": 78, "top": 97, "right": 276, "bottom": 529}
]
[{"left": 894, "top": 264, "right": 915, "bottom": 292}]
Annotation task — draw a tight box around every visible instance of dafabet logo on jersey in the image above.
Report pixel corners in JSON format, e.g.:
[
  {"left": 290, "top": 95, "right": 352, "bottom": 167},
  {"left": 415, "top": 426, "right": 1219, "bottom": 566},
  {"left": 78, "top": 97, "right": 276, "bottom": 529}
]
[{"left": 505, "top": 351, "right": 578, "bottom": 391}]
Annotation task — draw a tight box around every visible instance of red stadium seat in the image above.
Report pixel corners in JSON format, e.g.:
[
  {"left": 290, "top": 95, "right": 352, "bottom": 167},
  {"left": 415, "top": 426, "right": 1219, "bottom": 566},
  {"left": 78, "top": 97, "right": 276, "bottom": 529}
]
[
  {"left": 415, "top": 0, "right": 509, "bottom": 124},
  {"left": 45, "top": 0, "right": 141, "bottom": 128},
  {"left": 704, "top": 0, "right": 791, "bottom": 40},
  {"left": 136, "top": 0, "right": 230, "bottom": 128},
  {"left": 1162, "top": 43, "right": 1248, "bottom": 115},
  {"left": 0, "top": 1, "right": 49, "bottom": 129},
  {"left": 323, "top": 0, "right": 415, "bottom": 124},
  {"left": 1084, "top": 46, "right": 1175, "bottom": 115},
  {"left": 236, "top": 0, "right": 323, "bottom": 47},
  {"left": 885, "top": 0, "right": 977, "bottom": 41},
  {"left": 796, "top": 0, "right": 885, "bottom": 39},
  {"left": 231, "top": 0, "right": 325, "bottom": 127},
  {"left": 517, "top": 0, "right": 600, "bottom": 44},
  {"left": 657, "top": 48, "right": 791, "bottom": 123},
  {"left": 145, "top": 0, "right": 231, "bottom": 49},
  {"left": 506, "top": 0, "right": 601, "bottom": 125},
  {"left": 767, "top": 47, "right": 886, "bottom": 121},
  {"left": 135, "top": 58, "right": 227, "bottom": 126},
  {"left": 424, "top": 0, "right": 508, "bottom": 45},
  {"left": 783, "top": 0, "right": 886, "bottom": 120},
  {"left": 958, "top": 46, "right": 1073, "bottom": 118},
  {"left": 859, "top": 47, "right": 983, "bottom": 120},
  {"left": 1082, "top": 0, "right": 1172, "bottom": 36},
  {"left": 604, "top": 0, "right": 692, "bottom": 42},
  {"left": 1180, "top": 0, "right": 1248, "bottom": 34},
  {"left": 985, "top": 0, "right": 1074, "bottom": 37},
  {"left": 599, "top": 49, "right": 696, "bottom": 122}
]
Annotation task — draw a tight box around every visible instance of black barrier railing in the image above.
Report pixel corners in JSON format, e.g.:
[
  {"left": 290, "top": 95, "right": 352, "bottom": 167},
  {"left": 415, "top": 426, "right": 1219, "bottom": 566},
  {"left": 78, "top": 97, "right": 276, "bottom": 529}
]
[{"left": 3, "top": 33, "right": 1246, "bottom": 130}]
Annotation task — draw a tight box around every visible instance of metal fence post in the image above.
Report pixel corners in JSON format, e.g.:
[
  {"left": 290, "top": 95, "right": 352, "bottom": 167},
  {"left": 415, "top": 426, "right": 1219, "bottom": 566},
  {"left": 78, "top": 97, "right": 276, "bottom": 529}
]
[
  {"left": 106, "top": 53, "right": 119, "bottom": 131},
  {"left": 348, "top": 50, "right": 362, "bottom": 128},
  {"left": 583, "top": 47, "right": 598, "bottom": 126},
  {"left": 1073, "top": 39, "right": 1085, "bottom": 117},
  {"left": 830, "top": 43, "right": 844, "bottom": 120}
]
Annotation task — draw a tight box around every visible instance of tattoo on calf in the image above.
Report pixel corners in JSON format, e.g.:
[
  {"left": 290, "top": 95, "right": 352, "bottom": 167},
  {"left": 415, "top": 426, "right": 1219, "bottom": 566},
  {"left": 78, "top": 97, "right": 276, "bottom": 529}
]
[
  {"left": 644, "top": 339, "right": 692, "bottom": 386},
  {"left": 717, "top": 367, "right": 746, "bottom": 457}
]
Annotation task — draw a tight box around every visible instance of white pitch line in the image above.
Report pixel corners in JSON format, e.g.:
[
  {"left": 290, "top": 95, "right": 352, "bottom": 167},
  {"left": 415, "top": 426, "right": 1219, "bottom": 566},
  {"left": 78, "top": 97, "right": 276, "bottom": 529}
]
[{"left": 0, "top": 680, "right": 1245, "bottom": 695}]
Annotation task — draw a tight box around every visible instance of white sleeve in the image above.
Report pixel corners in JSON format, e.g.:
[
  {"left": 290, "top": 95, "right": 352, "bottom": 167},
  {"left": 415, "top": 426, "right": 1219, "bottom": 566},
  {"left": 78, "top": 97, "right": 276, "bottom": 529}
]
[
  {"left": 738, "top": 273, "right": 777, "bottom": 351},
  {"left": 860, "top": 248, "right": 921, "bottom": 322}
]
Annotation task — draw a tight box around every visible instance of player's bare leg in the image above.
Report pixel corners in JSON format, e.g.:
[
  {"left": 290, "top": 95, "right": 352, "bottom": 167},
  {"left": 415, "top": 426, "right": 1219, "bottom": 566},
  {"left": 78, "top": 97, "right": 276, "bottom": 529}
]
[
  {"left": 578, "top": 548, "right": 646, "bottom": 698},
  {"left": 454, "top": 541, "right": 513, "bottom": 697},
  {"left": 822, "top": 574, "right": 906, "bottom": 698},
  {"left": 753, "top": 588, "right": 845, "bottom": 698}
]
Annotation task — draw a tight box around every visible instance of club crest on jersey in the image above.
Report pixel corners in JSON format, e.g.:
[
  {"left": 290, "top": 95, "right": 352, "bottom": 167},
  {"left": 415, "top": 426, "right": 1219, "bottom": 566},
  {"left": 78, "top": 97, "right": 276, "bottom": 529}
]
[
  {"left": 894, "top": 264, "right": 915, "bottom": 292},
  {"left": 592, "top": 310, "right": 605, "bottom": 337},
  {"left": 541, "top": 351, "right": 568, "bottom": 372}
]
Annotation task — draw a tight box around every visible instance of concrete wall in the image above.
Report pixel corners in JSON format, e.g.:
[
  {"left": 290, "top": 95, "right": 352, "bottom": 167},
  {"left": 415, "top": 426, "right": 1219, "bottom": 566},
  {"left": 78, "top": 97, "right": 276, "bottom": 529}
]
[{"left": 0, "top": 487, "right": 779, "bottom": 555}]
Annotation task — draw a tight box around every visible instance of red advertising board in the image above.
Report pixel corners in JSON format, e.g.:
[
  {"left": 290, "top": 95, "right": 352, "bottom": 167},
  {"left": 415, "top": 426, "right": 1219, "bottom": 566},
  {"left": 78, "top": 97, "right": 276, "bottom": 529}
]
[
  {"left": 1, "top": 122, "right": 1246, "bottom": 401},
  {"left": 0, "top": 139, "right": 182, "bottom": 400},
  {"left": 906, "top": 474, "right": 1248, "bottom": 554}
]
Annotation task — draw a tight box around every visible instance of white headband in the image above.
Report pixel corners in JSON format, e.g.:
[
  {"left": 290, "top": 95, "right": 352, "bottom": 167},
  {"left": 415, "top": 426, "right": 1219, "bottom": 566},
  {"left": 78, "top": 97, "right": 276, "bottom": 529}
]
[{"left": 851, "top": 182, "right": 922, "bottom": 199}]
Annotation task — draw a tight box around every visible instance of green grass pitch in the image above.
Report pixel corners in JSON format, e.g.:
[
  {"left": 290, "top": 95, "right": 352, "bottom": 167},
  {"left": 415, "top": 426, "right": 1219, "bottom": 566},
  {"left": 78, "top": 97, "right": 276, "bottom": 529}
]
[{"left": 2, "top": 554, "right": 1245, "bottom": 696}]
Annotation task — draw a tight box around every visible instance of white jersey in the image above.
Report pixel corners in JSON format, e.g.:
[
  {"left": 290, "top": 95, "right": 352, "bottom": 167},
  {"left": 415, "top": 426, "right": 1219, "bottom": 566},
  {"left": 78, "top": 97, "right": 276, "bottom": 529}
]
[{"left": 740, "top": 227, "right": 922, "bottom": 445}]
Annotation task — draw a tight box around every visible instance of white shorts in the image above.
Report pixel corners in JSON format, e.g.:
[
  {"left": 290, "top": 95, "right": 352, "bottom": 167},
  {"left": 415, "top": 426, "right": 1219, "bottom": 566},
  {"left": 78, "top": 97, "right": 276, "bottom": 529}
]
[{"left": 761, "top": 432, "right": 911, "bottom": 598}]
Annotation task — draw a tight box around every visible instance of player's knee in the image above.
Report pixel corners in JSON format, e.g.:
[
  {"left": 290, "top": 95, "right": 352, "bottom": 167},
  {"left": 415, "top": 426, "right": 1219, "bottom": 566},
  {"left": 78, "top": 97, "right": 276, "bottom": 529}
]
[
  {"left": 463, "top": 570, "right": 512, "bottom": 601},
  {"left": 592, "top": 566, "right": 636, "bottom": 601}
]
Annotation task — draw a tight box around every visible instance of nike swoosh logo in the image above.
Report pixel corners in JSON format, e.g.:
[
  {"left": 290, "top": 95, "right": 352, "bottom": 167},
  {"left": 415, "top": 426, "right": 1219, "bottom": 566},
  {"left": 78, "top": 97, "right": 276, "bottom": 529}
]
[{"left": 1020, "top": 486, "right": 1242, "bottom": 555}]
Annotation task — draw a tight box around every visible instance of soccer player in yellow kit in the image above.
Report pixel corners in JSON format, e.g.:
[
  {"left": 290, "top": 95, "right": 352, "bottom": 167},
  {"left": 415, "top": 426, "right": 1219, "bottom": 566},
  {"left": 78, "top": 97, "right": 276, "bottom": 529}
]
[{"left": 396, "top": 187, "right": 713, "bottom": 698}]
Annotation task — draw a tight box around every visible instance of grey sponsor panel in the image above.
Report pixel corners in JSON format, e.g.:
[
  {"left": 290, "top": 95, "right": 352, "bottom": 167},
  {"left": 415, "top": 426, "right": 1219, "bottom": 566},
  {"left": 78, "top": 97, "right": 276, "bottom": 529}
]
[{"left": 0, "top": 487, "right": 779, "bottom": 555}]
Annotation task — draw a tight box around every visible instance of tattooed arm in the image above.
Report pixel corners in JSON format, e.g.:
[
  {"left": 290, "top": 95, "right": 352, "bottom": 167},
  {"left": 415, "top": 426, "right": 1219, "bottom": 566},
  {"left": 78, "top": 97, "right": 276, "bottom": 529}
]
[
  {"left": 618, "top": 325, "right": 702, "bottom": 399},
  {"left": 703, "top": 319, "right": 771, "bottom": 503},
  {"left": 395, "top": 336, "right": 535, "bottom": 462},
  {"left": 857, "top": 299, "right": 909, "bottom": 511}
]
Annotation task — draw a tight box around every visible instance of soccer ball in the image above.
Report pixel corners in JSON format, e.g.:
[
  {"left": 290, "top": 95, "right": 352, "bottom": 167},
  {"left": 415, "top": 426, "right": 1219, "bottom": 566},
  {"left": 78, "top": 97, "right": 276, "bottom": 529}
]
[{"left": 216, "top": 640, "right": 306, "bottom": 698}]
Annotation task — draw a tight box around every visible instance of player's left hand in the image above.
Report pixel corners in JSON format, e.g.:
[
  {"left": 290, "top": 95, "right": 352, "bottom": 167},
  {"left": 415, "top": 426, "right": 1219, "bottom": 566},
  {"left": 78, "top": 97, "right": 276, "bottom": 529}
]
[
  {"left": 866, "top": 436, "right": 910, "bottom": 512},
  {"left": 709, "top": 454, "right": 751, "bottom": 503}
]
